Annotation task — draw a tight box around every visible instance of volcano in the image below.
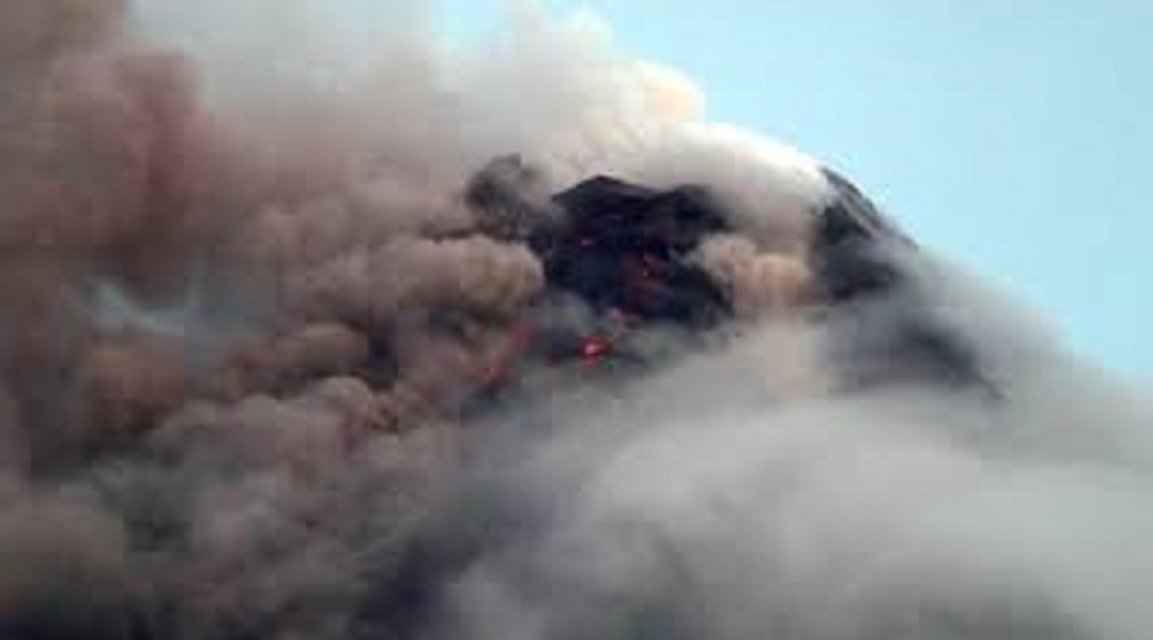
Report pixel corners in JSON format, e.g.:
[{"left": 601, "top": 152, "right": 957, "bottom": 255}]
[
  {"left": 5, "top": 4, "right": 1140, "bottom": 639},
  {"left": 464, "top": 157, "right": 986, "bottom": 396}
]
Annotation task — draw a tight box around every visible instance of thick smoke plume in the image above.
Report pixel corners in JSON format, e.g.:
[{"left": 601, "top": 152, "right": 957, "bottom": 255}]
[{"left": 0, "top": 1, "right": 1149, "bottom": 639}]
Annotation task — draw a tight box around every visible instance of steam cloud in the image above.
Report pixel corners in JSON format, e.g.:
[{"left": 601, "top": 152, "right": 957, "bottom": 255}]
[{"left": 0, "top": 1, "right": 1149, "bottom": 639}]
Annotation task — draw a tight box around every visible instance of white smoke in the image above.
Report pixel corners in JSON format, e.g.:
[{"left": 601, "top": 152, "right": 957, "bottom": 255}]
[{"left": 438, "top": 262, "right": 1153, "bottom": 640}]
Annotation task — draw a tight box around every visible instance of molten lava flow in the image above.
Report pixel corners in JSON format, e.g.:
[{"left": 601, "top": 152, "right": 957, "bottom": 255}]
[{"left": 579, "top": 334, "right": 614, "bottom": 362}]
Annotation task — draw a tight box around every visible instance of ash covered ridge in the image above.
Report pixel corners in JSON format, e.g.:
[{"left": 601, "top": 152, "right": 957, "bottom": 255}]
[{"left": 0, "top": 2, "right": 1151, "bottom": 640}]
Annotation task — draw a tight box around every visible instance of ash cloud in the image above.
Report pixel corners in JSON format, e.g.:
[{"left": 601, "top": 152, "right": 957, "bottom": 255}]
[
  {"left": 429, "top": 268, "right": 1153, "bottom": 640},
  {"left": 0, "top": 1, "right": 1148, "bottom": 640}
]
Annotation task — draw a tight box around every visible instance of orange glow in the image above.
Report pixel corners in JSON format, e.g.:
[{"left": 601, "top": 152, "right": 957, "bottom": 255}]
[{"left": 580, "top": 335, "right": 613, "bottom": 361}]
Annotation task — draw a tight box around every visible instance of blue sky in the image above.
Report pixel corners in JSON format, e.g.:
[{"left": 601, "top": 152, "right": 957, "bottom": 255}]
[{"left": 430, "top": 0, "right": 1151, "bottom": 377}]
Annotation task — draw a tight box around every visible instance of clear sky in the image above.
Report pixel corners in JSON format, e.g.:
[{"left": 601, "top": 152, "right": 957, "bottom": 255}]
[{"left": 430, "top": 0, "right": 1151, "bottom": 377}]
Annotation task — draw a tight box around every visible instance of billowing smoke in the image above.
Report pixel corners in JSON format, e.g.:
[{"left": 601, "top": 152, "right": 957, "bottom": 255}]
[
  {"left": 0, "top": 1, "right": 1149, "bottom": 639},
  {"left": 420, "top": 272, "right": 1153, "bottom": 640}
]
